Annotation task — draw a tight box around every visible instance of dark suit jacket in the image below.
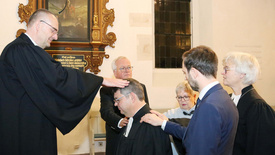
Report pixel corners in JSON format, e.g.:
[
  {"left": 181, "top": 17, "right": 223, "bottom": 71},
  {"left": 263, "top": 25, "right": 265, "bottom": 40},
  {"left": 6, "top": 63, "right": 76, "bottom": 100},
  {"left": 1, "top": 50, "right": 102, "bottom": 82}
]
[
  {"left": 100, "top": 83, "right": 149, "bottom": 155},
  {"left": 116, "top": 104, "right": 172, "bottom": 155},
  {"left": 165, "top": 84, "right": 239, "bottom": 155},
  {"left": 233, "top": 85, "right": 275, "bottom": 155}
]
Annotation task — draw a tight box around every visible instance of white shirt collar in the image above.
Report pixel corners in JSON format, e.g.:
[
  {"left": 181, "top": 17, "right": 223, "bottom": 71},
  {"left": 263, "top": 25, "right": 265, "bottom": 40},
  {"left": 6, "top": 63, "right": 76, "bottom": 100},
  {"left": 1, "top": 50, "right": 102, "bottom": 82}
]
[
  {"left": 182, "top": 106, "right": 195, "bottom": 113},
  {"left": 124, "top": 117, "right": 133, "bottom": 137},
  {"left": 198, "top": 81, "right": 219, "bottom": 100},
  {"left": 231, "top": 93, "right": 241, "bottom": 106},
  {"left": 25, "top": 33, "right": 38, "bottom": 46}
]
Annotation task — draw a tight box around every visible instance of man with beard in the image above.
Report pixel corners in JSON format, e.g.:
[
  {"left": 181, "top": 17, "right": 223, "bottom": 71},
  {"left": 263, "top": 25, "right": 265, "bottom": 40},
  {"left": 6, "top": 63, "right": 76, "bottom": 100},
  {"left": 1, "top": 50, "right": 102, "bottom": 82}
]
[{"left": 141, "top": 45, "right": 239, "bottom": 155}]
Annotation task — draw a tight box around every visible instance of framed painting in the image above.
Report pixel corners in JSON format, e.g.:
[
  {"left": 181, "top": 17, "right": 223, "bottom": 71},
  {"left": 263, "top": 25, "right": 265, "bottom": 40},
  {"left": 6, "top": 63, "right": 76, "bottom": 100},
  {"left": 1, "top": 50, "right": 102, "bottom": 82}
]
[
  {"left": 47, "top": 0, "right": 90, "bottom": 42},
  {"left": 17, "top": 0, "right": 116, "bottom": 74}
]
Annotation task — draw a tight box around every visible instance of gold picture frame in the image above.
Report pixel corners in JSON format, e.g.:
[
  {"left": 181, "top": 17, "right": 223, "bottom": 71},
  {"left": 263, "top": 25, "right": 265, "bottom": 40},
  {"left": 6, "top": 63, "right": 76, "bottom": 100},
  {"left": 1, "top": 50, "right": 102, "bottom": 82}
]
[{"left": 17, "top": 0, "right": 116, "bottom": 74}]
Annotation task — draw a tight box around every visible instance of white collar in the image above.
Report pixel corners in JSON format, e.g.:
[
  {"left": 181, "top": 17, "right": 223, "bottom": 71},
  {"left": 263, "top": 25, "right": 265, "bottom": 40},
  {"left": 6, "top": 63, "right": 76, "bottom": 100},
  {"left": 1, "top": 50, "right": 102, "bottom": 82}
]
[
  {"left": 231, "top": 93, "right": 241, "bottom": 106},
  {"left": 198, "top": 81, "right": 219, "bottom": 100},
  {"left": 25, "top": 33, "right": 38, "bottom": 46},
  {"left": 182, "top": 106, "right": 195, "bottom": 113}
]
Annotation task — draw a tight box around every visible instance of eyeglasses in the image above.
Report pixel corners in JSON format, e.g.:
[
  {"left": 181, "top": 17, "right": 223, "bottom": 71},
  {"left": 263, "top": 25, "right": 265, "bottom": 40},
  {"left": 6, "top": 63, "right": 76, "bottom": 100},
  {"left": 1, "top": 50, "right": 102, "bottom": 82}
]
[
  {"left": 114, "top": 95, "right": 126, "bottom": 104},
  {"left": 223, "top": 66, "right": 233, "bottom": 74},
  {"left": 176, "top": 96, "right": 190, "bottom": 101},
  {"left": 40, "top": 20, "right": 58, "bottom": 35},
  {"left": 118, "top": 66, "right": 133, "bottom": 72}
]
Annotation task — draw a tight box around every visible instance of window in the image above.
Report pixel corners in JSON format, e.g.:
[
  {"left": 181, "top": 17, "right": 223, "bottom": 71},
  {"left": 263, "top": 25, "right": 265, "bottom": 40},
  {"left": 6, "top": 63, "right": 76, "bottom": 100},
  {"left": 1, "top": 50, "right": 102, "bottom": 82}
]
[{"left": 155, "top": 0, "right": 191, "bottom": 68}]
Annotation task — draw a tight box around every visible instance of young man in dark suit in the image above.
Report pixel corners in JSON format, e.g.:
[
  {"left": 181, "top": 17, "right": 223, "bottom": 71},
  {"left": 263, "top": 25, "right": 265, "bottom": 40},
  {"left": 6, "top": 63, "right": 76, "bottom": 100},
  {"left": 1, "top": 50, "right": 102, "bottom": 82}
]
[{"left": 141, "top": 45, "right": 239, "bottom": 155}]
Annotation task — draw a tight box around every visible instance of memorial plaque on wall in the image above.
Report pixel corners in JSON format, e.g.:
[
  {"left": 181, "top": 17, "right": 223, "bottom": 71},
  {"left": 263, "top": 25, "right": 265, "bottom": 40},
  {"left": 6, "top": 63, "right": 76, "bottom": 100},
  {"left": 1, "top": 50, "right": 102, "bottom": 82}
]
[
  {"left": 52, "top": 54, "right": 88, "bottom": 71},
  {"left": 47, "top": 50, "right": 109, "bottom": 74}
]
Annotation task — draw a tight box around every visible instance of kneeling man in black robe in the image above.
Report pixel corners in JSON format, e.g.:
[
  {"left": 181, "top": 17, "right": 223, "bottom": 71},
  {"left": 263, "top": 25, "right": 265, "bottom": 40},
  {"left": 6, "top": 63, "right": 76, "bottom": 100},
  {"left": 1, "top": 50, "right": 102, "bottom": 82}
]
[{"left": 113, "top": 78, "right": 172, "bottom": 155}]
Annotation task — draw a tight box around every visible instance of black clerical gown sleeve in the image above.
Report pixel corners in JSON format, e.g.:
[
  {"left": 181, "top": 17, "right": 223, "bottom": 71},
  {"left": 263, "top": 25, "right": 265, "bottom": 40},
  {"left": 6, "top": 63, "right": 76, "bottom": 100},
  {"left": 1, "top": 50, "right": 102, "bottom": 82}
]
[
  {"left": 233, "top": 85, "right": 275, "bottom": 155},
  {"left": 245, "top": 101, "right": 275, "bottom": 155},
  {"left": 100, "top": 87, "right": 124, "bottom": 131},
  {"left": 0, "top": 34, "right": 103, "bottom": 155}
]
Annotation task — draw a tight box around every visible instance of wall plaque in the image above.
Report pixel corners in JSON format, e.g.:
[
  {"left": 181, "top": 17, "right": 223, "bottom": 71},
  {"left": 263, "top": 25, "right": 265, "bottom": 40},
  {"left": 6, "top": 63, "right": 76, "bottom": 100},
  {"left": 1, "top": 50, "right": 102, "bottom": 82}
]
[
  {"left": 17, "top": 0, "right": 116, "bottom": 74},
  {"left": 47, "top": 50, "right": 109, "bottom": 74},
  {"left": 52, "top": 54, "right": 88, "bottom": 71}
]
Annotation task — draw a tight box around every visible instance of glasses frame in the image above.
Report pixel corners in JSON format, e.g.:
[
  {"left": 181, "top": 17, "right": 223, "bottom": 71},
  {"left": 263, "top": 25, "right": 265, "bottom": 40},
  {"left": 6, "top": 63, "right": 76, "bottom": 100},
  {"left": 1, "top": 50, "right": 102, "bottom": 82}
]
[
  {"left": 114, "top": 95, "right": 126, "bottom": 104},
  {"left": 118, "top": 66, "right": 133, "bottom": 72},
  {"left": 223, "top": 66, "right": 234, "bottom": 74},
  {"left": 176, "top": 96, "right": 190, "bottom": 101},
  {"left": 40, "top": 20, "right": 58, "bottom": 34}
]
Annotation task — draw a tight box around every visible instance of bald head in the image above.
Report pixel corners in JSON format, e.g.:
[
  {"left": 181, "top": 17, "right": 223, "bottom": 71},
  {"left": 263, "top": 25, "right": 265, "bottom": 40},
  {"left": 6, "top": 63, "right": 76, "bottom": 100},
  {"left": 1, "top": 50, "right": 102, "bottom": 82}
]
[
  {"left": 26, "top": 9, "right": 59, "bottom": 49},
  {"left": 28, "top": 9, "right": 56, "bottom": 28}
]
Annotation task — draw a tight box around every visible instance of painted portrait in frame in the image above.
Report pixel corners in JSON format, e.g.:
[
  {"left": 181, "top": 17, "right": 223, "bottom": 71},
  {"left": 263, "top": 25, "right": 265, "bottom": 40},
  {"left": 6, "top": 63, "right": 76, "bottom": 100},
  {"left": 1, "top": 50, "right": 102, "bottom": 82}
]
[
  {"left": 47, "top": 0, "right": 90, "bottom": 42},
  {"left": 17, "top": 0, "right": 117, "bottom": 74}
]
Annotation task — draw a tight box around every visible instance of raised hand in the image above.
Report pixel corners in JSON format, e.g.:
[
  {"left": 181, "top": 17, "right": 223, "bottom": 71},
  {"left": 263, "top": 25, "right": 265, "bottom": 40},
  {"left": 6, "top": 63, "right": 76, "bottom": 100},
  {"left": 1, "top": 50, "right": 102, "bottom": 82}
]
[{"left": 102, "top": 77, "right": 129, "bottom": 88}]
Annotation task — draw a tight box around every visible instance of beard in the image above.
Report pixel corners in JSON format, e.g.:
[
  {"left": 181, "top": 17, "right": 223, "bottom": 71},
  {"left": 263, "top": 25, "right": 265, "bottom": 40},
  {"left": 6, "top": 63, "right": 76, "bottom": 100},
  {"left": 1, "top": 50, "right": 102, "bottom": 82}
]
[{"left": 188, "top": 74, "right": 199, "bottom": 91}]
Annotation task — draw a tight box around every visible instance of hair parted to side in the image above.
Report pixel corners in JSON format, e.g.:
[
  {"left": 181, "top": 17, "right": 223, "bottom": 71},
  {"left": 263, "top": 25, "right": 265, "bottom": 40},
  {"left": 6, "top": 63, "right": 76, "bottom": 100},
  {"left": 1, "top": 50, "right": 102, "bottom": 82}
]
[
  {"left": 182, "top": 45, "right": 218, "bottom": 78},
  {"left": 176, "top": 81, "right": 194, "bottom": 96},
  {"left": 27, "top": 9, "right": 55, "bottom": 27},
  {"left": 222, "top": 52, "right": 260, "bottom": 85},
  {"left": 111, "top": 56, "right": 128, "bottom": 71},
  {"left": 113, "top": 78, "right": 145, "bottom": 101}
]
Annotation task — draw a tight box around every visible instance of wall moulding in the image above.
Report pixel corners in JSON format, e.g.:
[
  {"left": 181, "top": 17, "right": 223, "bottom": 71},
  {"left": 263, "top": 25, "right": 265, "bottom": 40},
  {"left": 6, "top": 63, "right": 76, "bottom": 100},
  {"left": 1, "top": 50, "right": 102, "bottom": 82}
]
[{"left": 17, "top": 0, "right": 116, "bottom": 74}]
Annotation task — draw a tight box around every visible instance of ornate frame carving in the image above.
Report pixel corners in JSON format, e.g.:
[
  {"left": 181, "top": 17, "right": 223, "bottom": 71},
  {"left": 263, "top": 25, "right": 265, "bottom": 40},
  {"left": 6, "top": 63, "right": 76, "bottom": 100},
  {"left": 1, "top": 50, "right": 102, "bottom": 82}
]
[{"left": 17, "top": 0, "right": 116, "bottom": 74}]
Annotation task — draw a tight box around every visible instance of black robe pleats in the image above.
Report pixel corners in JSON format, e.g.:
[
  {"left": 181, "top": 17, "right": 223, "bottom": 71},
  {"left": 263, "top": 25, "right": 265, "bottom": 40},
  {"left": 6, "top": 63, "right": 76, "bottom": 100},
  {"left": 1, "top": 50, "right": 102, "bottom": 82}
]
[{"left": 0, "top": 33, "right": 103, "bottom": 155}]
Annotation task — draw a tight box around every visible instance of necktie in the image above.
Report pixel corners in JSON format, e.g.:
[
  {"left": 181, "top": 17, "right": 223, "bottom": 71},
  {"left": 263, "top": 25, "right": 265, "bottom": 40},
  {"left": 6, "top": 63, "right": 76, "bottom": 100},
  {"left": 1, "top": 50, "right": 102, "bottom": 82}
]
[
  {"left": 195, "top": 98, "right": 201, "bottom": 109},
  {"left": 183, "top": 110, "right": 194, "bottom": 116}
]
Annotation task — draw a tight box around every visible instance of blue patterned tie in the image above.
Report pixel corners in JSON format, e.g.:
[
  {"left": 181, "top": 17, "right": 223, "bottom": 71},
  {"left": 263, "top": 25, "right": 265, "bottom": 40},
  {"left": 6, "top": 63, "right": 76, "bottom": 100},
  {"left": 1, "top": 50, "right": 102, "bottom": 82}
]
[{"left": 195, "top": 98, "right": 201, "bottom": 109}]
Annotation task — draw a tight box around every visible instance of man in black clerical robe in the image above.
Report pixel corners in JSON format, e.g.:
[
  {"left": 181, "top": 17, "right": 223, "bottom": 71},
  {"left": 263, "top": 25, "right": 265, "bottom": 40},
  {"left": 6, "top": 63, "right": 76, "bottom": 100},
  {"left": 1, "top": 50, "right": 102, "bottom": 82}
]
[
  {"left": 100, "top": 56, "right": 149, "bottom": 155},
  {"left": 0, "top": 9, "right": 127, "bottom": 155},
  {"left": 113, "top": 78, "right": 172, "bottom": 155}
]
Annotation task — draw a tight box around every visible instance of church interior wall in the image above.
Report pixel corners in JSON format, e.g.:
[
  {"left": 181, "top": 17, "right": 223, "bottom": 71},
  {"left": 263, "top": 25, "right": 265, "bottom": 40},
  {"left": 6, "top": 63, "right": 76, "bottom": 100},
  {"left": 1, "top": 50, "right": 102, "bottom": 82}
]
[{"left": 1, "top": 0, "right": 275, "bottom": 154}]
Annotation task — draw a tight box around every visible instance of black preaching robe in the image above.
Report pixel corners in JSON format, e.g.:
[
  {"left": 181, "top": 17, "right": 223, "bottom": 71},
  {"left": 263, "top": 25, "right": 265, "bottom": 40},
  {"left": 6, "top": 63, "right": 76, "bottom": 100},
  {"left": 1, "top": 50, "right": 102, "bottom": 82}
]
[
  {"left": 100, "top": 84, "right": 149, "bottom": 155},
  {"left": 233, "top": 85, "right": 275, "bottom": 155},
  {"left": 0, "top": 33, "right": 103, "bottom": 155},
  {"left": 116, "top": 104, "right": 172, "bottom": 155}
]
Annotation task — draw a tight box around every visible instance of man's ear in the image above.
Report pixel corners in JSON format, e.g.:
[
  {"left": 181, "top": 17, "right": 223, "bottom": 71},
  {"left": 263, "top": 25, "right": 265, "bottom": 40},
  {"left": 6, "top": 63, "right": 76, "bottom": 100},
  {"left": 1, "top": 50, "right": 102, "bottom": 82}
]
[
  {"left": 190, "top": 67, "right": 199, "bottom": 79},
  {"left": 35, "top": 20, "right": 42, "bottom": 32},
  {"left": 129, "top": 92, "right": 136, "bottom": 102}
]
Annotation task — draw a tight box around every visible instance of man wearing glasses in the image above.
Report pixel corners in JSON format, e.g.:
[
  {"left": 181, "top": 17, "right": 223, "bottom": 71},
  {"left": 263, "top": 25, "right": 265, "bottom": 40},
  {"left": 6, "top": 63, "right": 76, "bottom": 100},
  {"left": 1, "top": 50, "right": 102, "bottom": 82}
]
[
  {"left": 0, "top": 9, "right": 128, "bottom": 155},
  {"left": 100, "top": 56, "right": 149, "bottom": 155},
  {"left": 113, "top": 78, "right": 171, "bottom": 155}
]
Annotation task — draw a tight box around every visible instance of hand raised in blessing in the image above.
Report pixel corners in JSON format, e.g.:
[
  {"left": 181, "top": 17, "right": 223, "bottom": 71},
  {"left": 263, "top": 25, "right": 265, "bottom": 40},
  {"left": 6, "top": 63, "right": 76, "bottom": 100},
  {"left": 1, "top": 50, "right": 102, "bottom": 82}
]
[{"left": 102, "top": 77, "right": 129, "bottom": 88}]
